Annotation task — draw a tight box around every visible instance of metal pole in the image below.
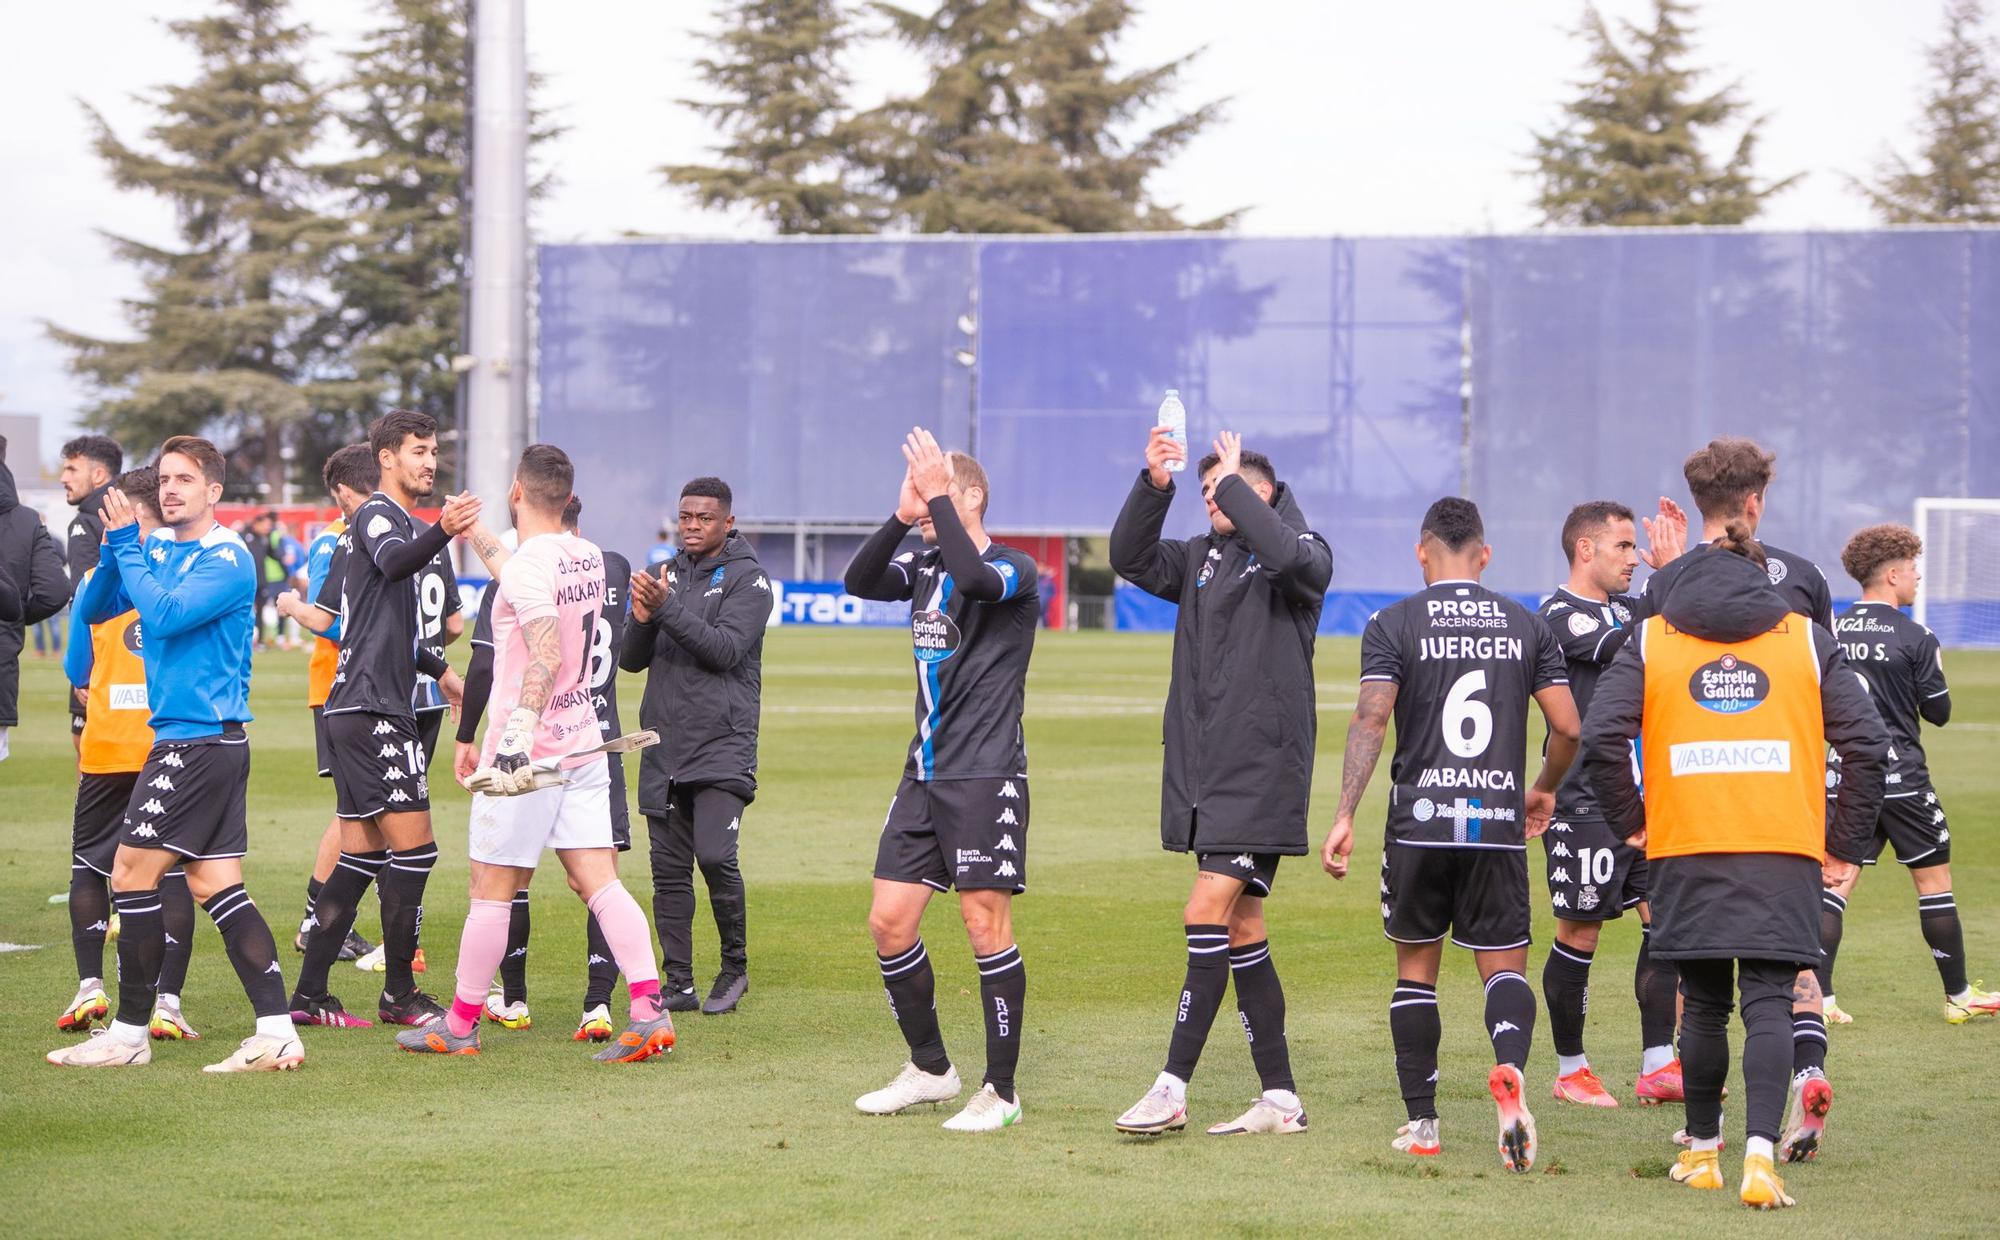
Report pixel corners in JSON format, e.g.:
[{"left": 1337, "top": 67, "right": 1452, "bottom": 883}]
[{"left": 464, "top": 0, "right": 529, "bottom": 520}]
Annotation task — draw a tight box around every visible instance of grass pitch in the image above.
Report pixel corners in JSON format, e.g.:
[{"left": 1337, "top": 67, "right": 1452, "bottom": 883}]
[{"left": 3, "top": 629, "right": 1998, "bottom": 1238}]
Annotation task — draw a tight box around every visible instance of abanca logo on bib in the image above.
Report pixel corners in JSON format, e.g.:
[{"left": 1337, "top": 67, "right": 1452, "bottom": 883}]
[{"left": 1689, "top": 653, "right": 1769, "bottom": 714}]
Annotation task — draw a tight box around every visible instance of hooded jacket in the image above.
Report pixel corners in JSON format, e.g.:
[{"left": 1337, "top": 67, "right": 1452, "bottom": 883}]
[
  {"left": 1581, "top": 545, "right": 1887, "bottom": 962},
  {"left": 0, "top": 453, "right": 73, "bottom": 726},
  {"left": 1111, "top": 469, "right": 1332, "bottom": 855},
  {"left": 619, "top": 531, "right": 770, "bottom": 813}
]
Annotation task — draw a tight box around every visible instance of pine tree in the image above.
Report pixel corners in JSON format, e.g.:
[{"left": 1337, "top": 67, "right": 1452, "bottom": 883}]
[
  {"left": 664, "top": 0, "right": 884, "bottom": 233},
  {"left": 313, "top": 0, "right": 473, "bottom": 484},
  {"left": 856, "top": 0, "right": 1230, "bottom": 233},
  {"left": 47, "top": 0, "right": 332, "bottom": 499},
  {"left": 1530, "top": 0, "right": 1797, "bottom": 226},
  {"left": 1858, "top": 0, "right": 2000, "bottom": 222}
]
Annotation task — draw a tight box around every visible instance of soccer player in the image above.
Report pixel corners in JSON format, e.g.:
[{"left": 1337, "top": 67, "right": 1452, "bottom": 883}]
[
  {"left": 396, "top": 445, "right": 672, "bottom": 1062},
  {"left": 1108, "top": 429, "right": 1331, "bottom": 1138},
  {"left": 1536, "top": 501, "right": 1683, "bottom": 1107},
  {"left": 456, "top": 498, "right": 635, "bottom": 1038},
  {"left": 1583, "top": 524, "right": 1886, "bottom": 1208},
  {"left": 844, "top": 428, "right": 1038, "bottom": 1133},
  {"left": 1820, "top": 525, "right": 2000, "bottom": 1024},
  {"left": 59, "top": 434, "right": 123, "bottom": 591},
  {"left": 46, "top": 436, "right": 305, "bottom": 1072},
  {"left": 1321, "top": 497, "right": 1579, "bottom": 1171},
  {"left": 290, "top": 410, "right": 477, "bottom": 1028},
  {"left": 57, "top": 466, "right": 201, "bottom": 1042},
  {"left": 276, "top": 444, "right": 377, "bottom": 965},
  {"left": 1633, "top": 438, "right": 1853, "bottom": 1146},
  {"left": 622, "top": 476, "right": 770, "bottom": 1016}
]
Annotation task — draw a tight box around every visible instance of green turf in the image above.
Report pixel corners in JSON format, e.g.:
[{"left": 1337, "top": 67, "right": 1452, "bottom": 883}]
[{"left": 3, "top": 629, "right": 1998, "bottom": 1237}]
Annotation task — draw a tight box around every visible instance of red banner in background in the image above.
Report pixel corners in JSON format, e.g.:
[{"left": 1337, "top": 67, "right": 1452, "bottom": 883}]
[{"left": 1000, "top": 534, "right": 1067, "bottom": 632}]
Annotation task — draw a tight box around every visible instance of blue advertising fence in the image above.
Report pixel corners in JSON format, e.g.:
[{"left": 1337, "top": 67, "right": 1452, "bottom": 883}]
[{"left": 538, "top": 230, "right": 2000, "bottom": 642}]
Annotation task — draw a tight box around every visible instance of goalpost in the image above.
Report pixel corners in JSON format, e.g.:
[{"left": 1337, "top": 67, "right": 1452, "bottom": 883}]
[{"left": 1913, "top": 498, "right": 2000, "bottom": 648}]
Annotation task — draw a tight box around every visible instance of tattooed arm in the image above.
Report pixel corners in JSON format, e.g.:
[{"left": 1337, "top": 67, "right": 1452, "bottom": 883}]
[
  {"left": 463, "top": 521, "right": 513, "bottom": 578},
  {"left": 1321, "top": 679, "right": 1397, "bottom": 879}
]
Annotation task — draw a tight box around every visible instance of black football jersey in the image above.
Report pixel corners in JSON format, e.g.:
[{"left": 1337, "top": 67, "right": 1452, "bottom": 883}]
[
  {"left": 1537, "top": 587, "right": 1638, "bottom": 815},
  {"left": 411, "top": 524, "right": 462, "bottom": 714},
  {"left": 324, "top": 493, "right": 423, "bottom": 719},
  {"left": 882, "top": 542, "right": 1039, "bottom": 781},
  {"left": 1360, "top": 580, "right": 1569, "bottom": 849},
  {"left": 1638, "top": 541, "right": 1832, "bottom": 629},
  {"left": 1831, "top": 601, "right": 1949, "bottom": 792}
]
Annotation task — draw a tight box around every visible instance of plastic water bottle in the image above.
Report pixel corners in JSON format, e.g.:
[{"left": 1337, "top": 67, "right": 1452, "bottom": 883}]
[{"left": 1158, "top": 389, "right": 1187, "bottom": 473}]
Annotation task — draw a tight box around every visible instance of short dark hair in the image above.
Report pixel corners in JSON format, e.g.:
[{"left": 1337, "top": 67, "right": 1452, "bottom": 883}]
[
  {"left": 116, "top": 466, "right": 162, "bottom": 522},
  {"left": 1842, "top": 523, "right": 1922, "bottom": 588},
  {"left": 1421, "top": 496, "right": 1485, "bottom": 551},
  {"left": 323, "top": 443, "right": 379, "bottom": 499},
  {"left": 368, "top": 409, "right": 437, "bottom": 461},
  {"left": 515, "top": 443, "right": 574, "bottom": 513},
  {"left": 561, "top": 496, "right": 582, "bottom": 531},
  {"left": 1197, "top": 450, "right": 1276, "bottom": 489},
  {"left": 1682, "top": 437, "right": 1776, "bottom": 520},
  {"left": 680, "top": 476, "right": 733, "bottom": 513},
  {"left": 62, "top": 434, "right": 123, "bottom": 476},
  {"left": 157, "top": 436, "right": 226, "bottom": 486},
  {"left": 1560, "top": 500, "right": 1636, "bottom": 565}
]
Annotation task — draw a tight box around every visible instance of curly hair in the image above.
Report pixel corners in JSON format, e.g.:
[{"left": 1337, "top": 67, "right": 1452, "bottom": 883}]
[{"left": 1840, "top": 523, "right": 1922, "bottom": 588}]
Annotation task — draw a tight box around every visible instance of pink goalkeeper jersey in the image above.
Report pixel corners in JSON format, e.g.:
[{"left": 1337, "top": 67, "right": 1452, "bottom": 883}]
[{"left": 482, "top": 531, "right": 606, "bottom": 769}]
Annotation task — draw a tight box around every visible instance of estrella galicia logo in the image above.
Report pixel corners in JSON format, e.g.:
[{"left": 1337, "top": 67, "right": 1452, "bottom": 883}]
[
  {"left": 1690, "top": 652, "right": 1770, "bottom": 714},
  {"left": 912, "top": 610, "right": 962, "bottom": 664},
  {"left": 122, "top": 619, "right": 144, "bottom": 655}
]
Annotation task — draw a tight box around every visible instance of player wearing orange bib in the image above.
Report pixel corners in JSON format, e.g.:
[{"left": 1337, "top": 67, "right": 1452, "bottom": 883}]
[
  {"left": 1582, "top": 524, "right": 1887, "bottom": 1210},
  {"left": 57, "top": 467, "right": 201, "bottom": 1041}
]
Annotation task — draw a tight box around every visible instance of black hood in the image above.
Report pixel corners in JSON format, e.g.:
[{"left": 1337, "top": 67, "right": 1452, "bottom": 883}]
[
  {"left": 1657, "top": 544, "right": 1791, "bottom": 642},
  {"left": 0, "top": 453, "right": 17, "bottom": 514}
]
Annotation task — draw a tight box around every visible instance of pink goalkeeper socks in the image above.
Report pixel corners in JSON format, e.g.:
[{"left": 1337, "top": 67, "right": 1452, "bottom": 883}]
[
  {"left": 448, "top": 898, "right": 513, "bottom": 1038},
  {"left": 585, "top": 883, "right": 662, "bottom": 1021}
]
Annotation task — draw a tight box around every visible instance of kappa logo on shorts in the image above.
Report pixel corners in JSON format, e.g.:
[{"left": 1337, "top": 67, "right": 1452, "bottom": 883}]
[
  {"left": 1549, "top": 822, "right": 1572, "bottom": 834},
  {"left": 1927, "top": 791, "right": 1939, "bottom": 804},
  {"left": 158, "top": 752, "right": 184, "bottom": 769},
  {"left": 384, "top": 767, "right": 405, "bottom": 781},
  {"left": 995, "top": 834, "right": 1017, "bottom": 852},
  {"left": 130, "top": 824, "right": 159, "bottom": 839},
  {"left": 1552, "top": 892, "right": 1570, "bottom": 909},
  {"left": 999, "top": 782, "right": 1020, "bottom": 799},
  {"left": 387, "top": 789, "right": 409, "bottom": 804},
  {"left": 1381, "top": 901, "right": 1393, "bottom": 919},
  {"left": 1232, "top": 854, "right": 1254, "bottom": 870},
  {"left": 995, "top": 861, "right": 1018, "bottom": 879},
  {"left": 1935, "top": 809, "right": 1947, "bottom": 825},
  {"left": 373, "top": 720, "right": 395, "bottom": 736},
  {"left": 148, "top": 775, "right": 175, "bottom": 792},
  {"left": 141, "top": 799, "right": 165, "bottom": 815},
  {"left": 1553, "top": 867, "right": 1572, "bottom": 883},
  {"left": 1550, "top": 842, "right": 1571, "bottom": 858},
  {"left": 996, "top": 807, "right": 1019, "bottom": 826},
  {"left": 377, "top": 743, "right": 398, "bottom": 758}
]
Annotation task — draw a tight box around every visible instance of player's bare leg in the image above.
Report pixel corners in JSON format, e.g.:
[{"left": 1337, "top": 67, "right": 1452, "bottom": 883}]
[
  {"left": 859, "top": 879, "right": 963, "bottom": 1113},
  {"left": 945, "top": 889, "right": 1026, "bottom": 1131}
]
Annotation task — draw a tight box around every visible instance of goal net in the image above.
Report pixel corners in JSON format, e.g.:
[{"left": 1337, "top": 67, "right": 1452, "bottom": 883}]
[{"left": 1914, "top": 498, "right": 2000, "bottom": 648}]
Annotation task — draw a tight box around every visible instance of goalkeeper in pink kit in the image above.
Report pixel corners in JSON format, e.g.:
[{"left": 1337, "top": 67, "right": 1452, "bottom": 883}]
[{"left": 398, "top": 445, "right": 673, "bottom": 1063}]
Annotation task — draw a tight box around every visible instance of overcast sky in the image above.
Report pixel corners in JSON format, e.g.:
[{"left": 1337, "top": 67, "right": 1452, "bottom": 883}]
[{"left": 0, "top": 0, "right": 1956, "bottom": 467}]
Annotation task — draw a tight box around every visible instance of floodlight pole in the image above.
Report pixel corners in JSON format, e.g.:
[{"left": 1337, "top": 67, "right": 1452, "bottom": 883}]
[{"left": 464, "top": 0, "right": 530, "bottom": 522}]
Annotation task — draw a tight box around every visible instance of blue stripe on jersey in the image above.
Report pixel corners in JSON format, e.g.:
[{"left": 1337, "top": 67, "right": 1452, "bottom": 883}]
[{"left": 916, "top": 573, "right": 956, "bottom": 781}]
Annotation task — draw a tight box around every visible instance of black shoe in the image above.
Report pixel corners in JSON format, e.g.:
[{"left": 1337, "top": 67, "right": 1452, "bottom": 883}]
[
  {"left": 337, "top": 928, "right": 373, "bottom": 961},
  {"left": 702, "top": 972, "right": 748, "bottom": 1015},
  {"left": 379, "top": 989, "right": 447, "bottom": 1027},
  {"left": 662, "top": 984, "right": 701, "bottom": 1013}
]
